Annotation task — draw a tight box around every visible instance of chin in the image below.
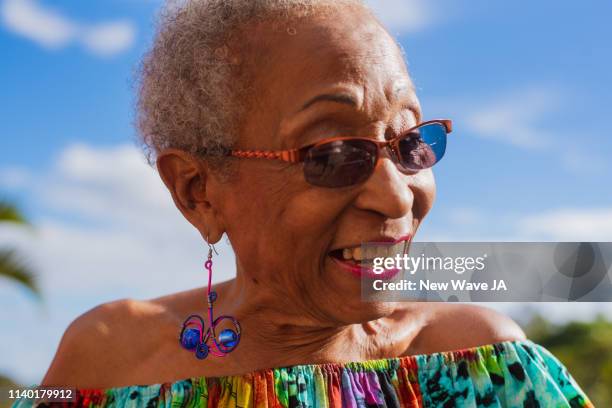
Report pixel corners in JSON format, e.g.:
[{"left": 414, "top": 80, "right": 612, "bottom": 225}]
[{"left": 315, "top": 258, "right": 397, "bottom": 323}]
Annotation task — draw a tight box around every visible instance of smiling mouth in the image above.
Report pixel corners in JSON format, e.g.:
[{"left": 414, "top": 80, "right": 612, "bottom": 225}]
[{"left": 328, "top": 236, "right": 411, "bottom": 278}]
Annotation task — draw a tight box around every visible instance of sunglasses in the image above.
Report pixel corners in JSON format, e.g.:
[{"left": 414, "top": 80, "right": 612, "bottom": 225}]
[{"left": 229, "top": 119, "right": 452, "bottom": 188}]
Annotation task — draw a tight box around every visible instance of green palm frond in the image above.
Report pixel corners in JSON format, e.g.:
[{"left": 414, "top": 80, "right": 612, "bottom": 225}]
[
  {"left": 0, "top": 372, "right": 19, "bottom": 386},
  {"left": 0, "top": 249, "right": 40, "bottom": 298},
  {"left": 0, "top": 373, "right": 21, "bottom": 408},
  {"left": 0, "top": 201, "right": 28, "bottom": 224}
]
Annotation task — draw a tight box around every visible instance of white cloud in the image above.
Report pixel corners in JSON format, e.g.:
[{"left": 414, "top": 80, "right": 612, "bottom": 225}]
[
  {"left": 364, "top": 0, "right": 434, "bottom": 33},
  {"left": 81, "top": 21, "right": 135, "bottom": 57},
  {"left": 431, "top": 84, "right": 609, "bottom": 174},
  {"left": 520, "top": 208, "right": 612, "bottom": 241},
  {"left": 425, "top": 206, "right": 612, "bottom": 242},
  {"left": 446, "top": 207, "right": 483, "bottom": 228},
  {"left": 463, "top": 86, "right": 561, "bottom": 150},
  {"left": 0, "top": 0, "right": 135, "bottom": 56},
  {"left": 44, "top": 143, "right": 170, "bottom": 225},
  {"left": 560, "top": 150, "right": 608, "bottom": 174},
  {"left": 0, "top": 0, "right": 75, "bottom": 48}
]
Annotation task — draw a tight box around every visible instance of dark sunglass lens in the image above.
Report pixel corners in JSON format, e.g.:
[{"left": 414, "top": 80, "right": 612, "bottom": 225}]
[
  {"left": 397, "top": 123, "right": 447, "bottom": 170},
  {"left": 304, "top": 140, "right": 377, "bottom": 187}
]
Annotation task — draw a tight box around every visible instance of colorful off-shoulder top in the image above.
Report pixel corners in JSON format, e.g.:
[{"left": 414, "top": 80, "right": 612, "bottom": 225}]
[{"left": 12, "top": 340, "right": 592, "bottom": 407}]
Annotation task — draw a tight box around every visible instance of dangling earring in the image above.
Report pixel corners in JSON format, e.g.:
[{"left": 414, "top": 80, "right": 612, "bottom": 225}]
[{"left": 179, "top": 240, "right": 241, "bottom": 359}]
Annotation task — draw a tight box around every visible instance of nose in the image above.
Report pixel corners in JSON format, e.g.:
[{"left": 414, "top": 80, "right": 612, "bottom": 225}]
[{"left": 352, "top": 155, "right": 414, "bottom": 219}]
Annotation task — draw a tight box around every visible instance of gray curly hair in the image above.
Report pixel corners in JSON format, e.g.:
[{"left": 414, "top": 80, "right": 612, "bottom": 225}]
[{"left": 136, "top": 0, "right": 373, "bottom": 165}]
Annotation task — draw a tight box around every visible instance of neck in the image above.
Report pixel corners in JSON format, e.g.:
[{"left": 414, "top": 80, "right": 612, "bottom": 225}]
[{"left": 215, "top": 272, "right": 418, "bottom": 371}]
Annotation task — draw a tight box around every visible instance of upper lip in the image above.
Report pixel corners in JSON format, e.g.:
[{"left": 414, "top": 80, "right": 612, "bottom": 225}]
[{"left": 329, "top": 234, "right": 412, "bottom": 252}]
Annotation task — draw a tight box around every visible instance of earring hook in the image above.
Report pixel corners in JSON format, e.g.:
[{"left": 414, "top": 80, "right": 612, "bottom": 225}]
[{"left": 206, "top": 232, "right": 219, "bottom": 258}]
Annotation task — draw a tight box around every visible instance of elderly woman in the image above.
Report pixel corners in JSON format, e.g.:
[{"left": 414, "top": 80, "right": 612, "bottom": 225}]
[{"left": 21, "top": 1, "right": 591, "bottom": 407}]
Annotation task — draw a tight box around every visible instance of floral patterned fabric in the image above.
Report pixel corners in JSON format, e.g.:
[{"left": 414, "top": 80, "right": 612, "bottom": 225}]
[{"left": 12, "top": 340, "right": 592, "bottom": 407}]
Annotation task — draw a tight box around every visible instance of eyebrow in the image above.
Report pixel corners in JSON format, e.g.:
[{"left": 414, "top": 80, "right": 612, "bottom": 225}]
[
  {"left": 298, "top": 90, "right": 421, "bottom": 122},
  {"left": 299, "top": 93, "right": 358, "bottom": 112}
]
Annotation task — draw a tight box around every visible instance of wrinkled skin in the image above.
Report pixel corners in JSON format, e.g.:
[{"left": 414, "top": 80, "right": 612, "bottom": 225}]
[{"left": 41, "top": 5, "right": 524, "bottom": 388}]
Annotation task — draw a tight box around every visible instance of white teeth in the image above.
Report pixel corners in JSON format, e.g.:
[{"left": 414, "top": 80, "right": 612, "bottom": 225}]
[
  {"left": 342, "top": 248, "right": 351, "bottom": 260},
  {"left": 336, "top": 241, "right": 408, "bottom": 263},
  {"left": 353, "top": 247, "right": 363, "bottom": 261},
  {"left": 364, "top": 246, "right": 376, "bottom": 260}
]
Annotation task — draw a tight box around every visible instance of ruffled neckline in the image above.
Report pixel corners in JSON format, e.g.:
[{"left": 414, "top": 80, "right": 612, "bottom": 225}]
[
  {"left": 87, "top": 339, "right": 531, "bottom": 389},
  {"left": 16, "top": 339, "right": 593, "bottom": 408}
]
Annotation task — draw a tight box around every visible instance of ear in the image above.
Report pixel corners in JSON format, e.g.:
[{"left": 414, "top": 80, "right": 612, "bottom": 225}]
[{"left": 156, "top": 148, "right": 225, "bottom": 243}]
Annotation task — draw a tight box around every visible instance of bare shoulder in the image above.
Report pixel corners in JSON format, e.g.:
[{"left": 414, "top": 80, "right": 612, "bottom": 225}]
[
  {"left": 408, "top": 303, "right": 526, "bottom": 355},
  {"left": 41, "top": 297, "right": 179, "bottom": 388}
]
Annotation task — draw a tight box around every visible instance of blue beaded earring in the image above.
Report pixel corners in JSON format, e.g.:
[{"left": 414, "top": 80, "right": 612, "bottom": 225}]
[{"left": 179, "top": 241, "right": 241, "bottom": 359}]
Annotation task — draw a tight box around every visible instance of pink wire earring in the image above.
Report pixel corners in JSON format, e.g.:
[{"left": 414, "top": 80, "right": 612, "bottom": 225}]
[{"left": 178, "top": 241, "right": 241, "bottom": 359}]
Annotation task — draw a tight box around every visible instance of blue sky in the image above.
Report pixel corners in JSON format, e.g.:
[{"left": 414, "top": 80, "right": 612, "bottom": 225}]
[{"left": 1, "top": 0, "right": 611, "bottom": 384}]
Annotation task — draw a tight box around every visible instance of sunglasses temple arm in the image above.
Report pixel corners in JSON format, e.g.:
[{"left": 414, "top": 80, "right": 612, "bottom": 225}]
[{"left": 229, "top": 148, "right": 304, "bottom": 163}]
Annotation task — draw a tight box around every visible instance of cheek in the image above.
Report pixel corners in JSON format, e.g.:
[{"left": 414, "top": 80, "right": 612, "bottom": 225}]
[
  {"left": 218, "top": 163, "right": 348, "bottom": 274},
  {"left": 220, "top": 176, "right": 291, "bottom": 250},
  {"left": 225, "top": 161, "right": 349, "bottom": 234},
  {"left": 282, "top": 184, "right": 341, "bottom": 225}
]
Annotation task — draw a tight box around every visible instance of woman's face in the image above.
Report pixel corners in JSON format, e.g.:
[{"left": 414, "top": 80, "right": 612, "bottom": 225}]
[{"left": 209, "top": 7, "right": 435, "bottom": 323}]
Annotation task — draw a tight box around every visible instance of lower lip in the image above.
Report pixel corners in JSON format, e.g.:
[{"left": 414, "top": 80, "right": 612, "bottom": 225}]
[{"left": 330, "top": 257, "right": 400, "bottom": 279}]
